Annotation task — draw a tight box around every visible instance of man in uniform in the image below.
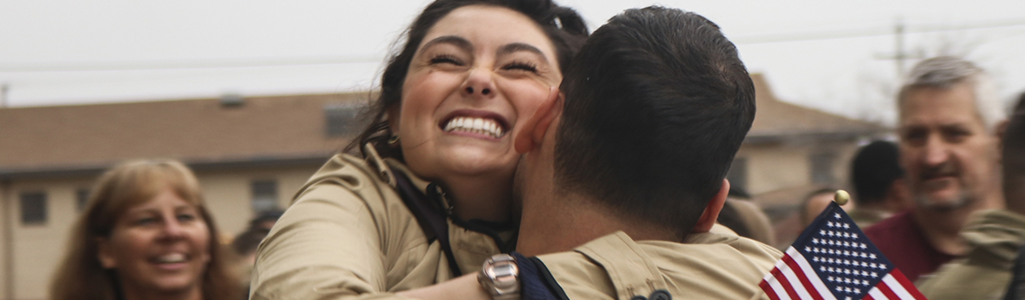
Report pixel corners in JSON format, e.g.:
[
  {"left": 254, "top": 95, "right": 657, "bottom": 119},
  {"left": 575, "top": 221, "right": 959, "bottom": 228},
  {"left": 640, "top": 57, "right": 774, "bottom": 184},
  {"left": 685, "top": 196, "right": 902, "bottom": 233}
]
[
  {"left": 864, "top": 56, "right": 1007, "bottom": 282},
  {"left": 511, "top": 7, "right": 780, "bottom": 299}
]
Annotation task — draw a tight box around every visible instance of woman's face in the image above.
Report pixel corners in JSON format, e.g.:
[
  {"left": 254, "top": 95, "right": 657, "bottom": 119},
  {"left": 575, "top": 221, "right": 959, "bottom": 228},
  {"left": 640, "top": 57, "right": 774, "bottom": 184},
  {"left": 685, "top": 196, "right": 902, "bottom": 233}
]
[
  {"left": 394, "top": 5, "right": 562, "bottom": 182},
  {"left": 97, "top": 187, "right": 211, "bottom": 296}
]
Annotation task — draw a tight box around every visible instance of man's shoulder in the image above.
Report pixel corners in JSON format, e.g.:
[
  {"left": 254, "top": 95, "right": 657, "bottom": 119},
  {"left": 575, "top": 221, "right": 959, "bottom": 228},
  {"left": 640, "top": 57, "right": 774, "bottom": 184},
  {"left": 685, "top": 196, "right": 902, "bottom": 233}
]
[{"left": 534, "top": 231, "right": 777, "bottom": 300}]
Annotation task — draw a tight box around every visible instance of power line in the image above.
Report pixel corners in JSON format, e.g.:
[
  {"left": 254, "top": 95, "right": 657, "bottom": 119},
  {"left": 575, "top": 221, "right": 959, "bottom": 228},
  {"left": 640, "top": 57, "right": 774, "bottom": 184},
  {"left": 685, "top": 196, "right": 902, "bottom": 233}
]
[
  {"left": 0, "top": 55, "right": 383, "bottom": 72},
  {"left": 3, "top": 18, "right": 1025, "bottom": 72},
  {"left": 732, "top": 18, "right": 1025, "bottom": 44}
]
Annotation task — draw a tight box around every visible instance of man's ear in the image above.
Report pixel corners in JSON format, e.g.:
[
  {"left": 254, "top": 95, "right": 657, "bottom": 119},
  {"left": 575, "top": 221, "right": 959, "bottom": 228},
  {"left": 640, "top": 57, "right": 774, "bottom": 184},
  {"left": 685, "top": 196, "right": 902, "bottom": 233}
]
[
  {"left": 691, "top": 179, "right": 730, "bottom": 233},
  {"left": 96, "top": 237, "right": 117, "bottom": 269},
  {"left": 515, "top": 87, "right": 562, "bottom": 154}
]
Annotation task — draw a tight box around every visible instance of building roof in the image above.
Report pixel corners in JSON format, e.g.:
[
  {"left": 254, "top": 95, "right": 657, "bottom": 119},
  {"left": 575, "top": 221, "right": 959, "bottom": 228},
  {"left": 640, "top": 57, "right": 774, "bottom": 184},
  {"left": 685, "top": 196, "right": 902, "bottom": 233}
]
[
  {"left": 747, "top": 73, "right": 887, "bottom": 143},
  {"left": 0, "top": 93, "right": 366, "bottom": 178}
]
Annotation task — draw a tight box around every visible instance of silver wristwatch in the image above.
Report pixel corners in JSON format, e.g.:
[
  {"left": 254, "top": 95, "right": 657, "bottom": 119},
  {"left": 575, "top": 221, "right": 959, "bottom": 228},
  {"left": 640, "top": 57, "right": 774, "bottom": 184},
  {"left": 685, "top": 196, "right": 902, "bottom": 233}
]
[{"left": 478, "top": 254, "right": 520, "bottom": 300}]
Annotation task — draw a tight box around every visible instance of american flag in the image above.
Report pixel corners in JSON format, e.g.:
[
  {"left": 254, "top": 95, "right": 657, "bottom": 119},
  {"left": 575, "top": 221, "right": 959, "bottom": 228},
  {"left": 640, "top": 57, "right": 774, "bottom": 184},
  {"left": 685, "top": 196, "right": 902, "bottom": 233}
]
[{"left": 760, "top": 202, "right": 927, "bottom": 300}]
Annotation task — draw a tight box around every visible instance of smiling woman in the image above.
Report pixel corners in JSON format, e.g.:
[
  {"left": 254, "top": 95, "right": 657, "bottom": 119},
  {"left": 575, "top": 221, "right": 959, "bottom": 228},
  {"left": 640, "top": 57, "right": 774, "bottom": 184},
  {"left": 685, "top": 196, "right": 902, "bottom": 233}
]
[
  {"left": 49, "top": 160, "right": 240, "bottom": 300},
  {"left": 249, "top": 0, "right": 588, "bottom": 299}
]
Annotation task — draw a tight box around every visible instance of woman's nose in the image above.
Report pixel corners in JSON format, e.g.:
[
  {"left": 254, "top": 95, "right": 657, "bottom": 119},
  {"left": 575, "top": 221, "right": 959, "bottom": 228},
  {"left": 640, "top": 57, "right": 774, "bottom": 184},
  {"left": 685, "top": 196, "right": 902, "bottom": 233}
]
[
  {"left": 160, "top": 219, "right": 186, "bottom": 239},
  {"left": 461, "top": 68, "right": 495, "bottom": 98}
]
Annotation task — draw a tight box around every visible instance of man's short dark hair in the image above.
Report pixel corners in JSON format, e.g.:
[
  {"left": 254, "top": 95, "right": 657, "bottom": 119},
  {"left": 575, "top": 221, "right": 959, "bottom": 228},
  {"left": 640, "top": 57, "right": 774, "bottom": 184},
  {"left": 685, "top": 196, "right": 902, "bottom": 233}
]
[
  {"left": 553, "top": 6, "right": 755, "bottom": 237},
  {"left": 851, "top": 140, "right": 903, "bottom": 205}
]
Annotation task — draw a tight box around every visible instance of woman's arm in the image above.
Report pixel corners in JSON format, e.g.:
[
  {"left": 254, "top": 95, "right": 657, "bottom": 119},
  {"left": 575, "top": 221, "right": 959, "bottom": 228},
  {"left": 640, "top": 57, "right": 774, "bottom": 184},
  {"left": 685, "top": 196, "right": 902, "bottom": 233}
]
[
  {"left": 397, "top": 273, "right": 491, "bottom": 300},
  {"left": 250, "top": 156, "right": 428, "bottom": 300}
]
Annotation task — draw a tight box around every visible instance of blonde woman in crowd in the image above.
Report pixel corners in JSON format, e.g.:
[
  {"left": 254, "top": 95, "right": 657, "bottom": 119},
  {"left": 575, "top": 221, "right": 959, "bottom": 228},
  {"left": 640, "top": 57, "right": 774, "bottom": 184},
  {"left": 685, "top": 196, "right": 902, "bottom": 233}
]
[{"left": 50, "top": 160, "right": 241, "bottom": 300}]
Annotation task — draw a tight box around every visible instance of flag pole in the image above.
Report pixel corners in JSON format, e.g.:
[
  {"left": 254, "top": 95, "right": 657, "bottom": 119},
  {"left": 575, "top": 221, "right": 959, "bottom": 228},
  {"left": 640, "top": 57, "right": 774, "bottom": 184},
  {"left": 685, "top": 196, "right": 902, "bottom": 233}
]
[{"left": 834, "top": 190, "right": 850, "bottom": 206}]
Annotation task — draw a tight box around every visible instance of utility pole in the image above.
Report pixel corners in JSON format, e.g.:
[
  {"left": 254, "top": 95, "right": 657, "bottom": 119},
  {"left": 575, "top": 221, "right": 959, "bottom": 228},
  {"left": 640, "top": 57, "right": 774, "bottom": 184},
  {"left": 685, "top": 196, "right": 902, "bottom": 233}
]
[
  {"left": 875, "top": 19, "right": 922, "bottom": 79},
  {"left": 0, "top": 83, "right": 7, "bottom": 108}
]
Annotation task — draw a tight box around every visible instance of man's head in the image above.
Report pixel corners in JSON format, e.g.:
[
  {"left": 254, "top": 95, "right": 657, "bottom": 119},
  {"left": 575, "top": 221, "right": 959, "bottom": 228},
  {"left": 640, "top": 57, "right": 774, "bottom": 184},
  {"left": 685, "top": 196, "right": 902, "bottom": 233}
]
[
  {"left": 896, "top": 57, "right": 1004, "bottom": 211},
  {"left": 518, "top": 6, "right": 755, "bottom": 238},
  {"left": 1004, "top": 93, "right": 1025, "bottom": 209},
  {"left": 851, "top": 140, "right": 906, "bottom": 211}
]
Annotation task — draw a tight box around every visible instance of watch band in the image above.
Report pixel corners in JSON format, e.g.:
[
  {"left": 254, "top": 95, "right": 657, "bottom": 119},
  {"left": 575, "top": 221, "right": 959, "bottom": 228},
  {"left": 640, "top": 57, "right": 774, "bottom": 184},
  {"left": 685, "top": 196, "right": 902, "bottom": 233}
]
[{"left": 478, "top": 254, "right": 520, "bottom": 300}]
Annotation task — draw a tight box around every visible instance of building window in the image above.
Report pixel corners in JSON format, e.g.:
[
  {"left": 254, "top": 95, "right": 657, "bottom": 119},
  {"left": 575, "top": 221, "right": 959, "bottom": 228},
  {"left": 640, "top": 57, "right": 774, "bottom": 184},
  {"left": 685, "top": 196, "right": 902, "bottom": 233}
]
[
  {"left": 810, "top": 152, "right": 836, "bottom": 184},
  {"left": 251, "top": 180, "right": 279, "bottom": 213},
  {"left": 324, "top": 103, "right": 362, "bottom": 137},
  {"left": 727, "top": 157, "right": 748, "bottom": 192},
  {"left": 76, "top": 188, "right": 91, "bottom": 211},
  {"left": 20, "top": 191, "right": 47, "bottom": 225}
]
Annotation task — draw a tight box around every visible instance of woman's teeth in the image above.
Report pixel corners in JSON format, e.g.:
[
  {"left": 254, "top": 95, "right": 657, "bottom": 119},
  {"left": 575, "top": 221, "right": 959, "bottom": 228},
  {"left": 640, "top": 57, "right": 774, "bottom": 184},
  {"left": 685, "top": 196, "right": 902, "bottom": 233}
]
[
  {"left": 444, "top": 117, "right": 504, "bottom": 138},
  {"left": 156, "top": 253, "right": 187, "bottom": 263}
]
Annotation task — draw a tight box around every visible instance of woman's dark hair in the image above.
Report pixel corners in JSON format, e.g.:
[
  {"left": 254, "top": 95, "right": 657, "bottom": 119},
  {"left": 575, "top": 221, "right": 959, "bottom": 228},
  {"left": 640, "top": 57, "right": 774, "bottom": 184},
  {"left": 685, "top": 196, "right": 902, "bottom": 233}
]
[{"left": 344, "top": 0, "right": 589, "bottom": 159}]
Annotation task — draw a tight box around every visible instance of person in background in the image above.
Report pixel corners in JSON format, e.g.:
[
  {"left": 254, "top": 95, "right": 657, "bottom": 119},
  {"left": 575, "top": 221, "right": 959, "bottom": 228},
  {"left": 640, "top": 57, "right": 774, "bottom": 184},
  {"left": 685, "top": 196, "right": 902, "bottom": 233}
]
[
  {"left": 916, "top": 92, "right": 1025, "bottom": 299},
  {"left": 719, "top": 186, "right": 777, "bottom": 245},
  {"left": 848, "top": 140, "right": 910, "bottom": 227},
  {"left": 800, "top": 187, "right": 855, "bottom": 227},
  {"left": 231, "top": 210, "right": 281, "bottom": 299},
  {"left": 250, "top": 0, "right": 589, "bottom": 299},
  {"left": 864, "top": 56, "right": 1006, "bottom": 283},
  {"left": 49, "top": 160, "right": 241, "bottom": 300}
]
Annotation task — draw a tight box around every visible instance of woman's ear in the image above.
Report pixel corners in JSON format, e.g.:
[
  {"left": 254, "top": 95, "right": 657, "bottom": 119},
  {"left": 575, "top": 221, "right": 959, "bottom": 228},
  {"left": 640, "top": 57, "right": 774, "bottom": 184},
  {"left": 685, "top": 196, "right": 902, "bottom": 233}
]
[
  {"left": 96, "top": 237, "right": 117, "bottom": 269},
  {"left": 386, "top": 105, "right": 401, "bottom": 134}
]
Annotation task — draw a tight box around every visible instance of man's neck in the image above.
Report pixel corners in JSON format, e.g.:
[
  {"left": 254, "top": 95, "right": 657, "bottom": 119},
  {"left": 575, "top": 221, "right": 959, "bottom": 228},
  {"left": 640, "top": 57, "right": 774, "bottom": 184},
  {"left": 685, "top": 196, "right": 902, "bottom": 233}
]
[{"left": 516, "top": 191, "right": 676, "bottom": 256}]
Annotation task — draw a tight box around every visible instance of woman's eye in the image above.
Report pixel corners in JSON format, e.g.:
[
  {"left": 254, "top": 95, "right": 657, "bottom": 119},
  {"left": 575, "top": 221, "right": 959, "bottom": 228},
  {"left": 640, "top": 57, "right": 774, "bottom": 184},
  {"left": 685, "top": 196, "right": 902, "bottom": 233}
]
[
  {"left": 177, "top": 213, "right": 196, "bottom": 222},
  {"left": 135, "top": 217, "right": 156, "bottom": 225},
  {"left": 503, "top": 61, "right": 538, "bottom": 73},
  {"left": 429, "top": 55, "right": 462, "bottom": 66}
]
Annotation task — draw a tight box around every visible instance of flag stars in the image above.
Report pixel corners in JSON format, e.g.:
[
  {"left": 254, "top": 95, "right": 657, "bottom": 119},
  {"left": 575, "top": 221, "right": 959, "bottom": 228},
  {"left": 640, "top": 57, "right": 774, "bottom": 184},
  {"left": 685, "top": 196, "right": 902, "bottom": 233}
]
[
  {"left": 820, "top": 230, "right": 827, "bottom": 236},
  {"left": 852, "top": 233, "right": 859, "bottom": 239},
  {"left": 860, "top": 243, "right": 868, "bottom": 249},
  {"left": 843, "top": 223, "right": 850, "bottom": 229},
  {"left": 854, "top": 288, "right": 861, "bottom": 294},
  {"left": 805, "top": 246, "right": 812, "bottom": 252},
  {"left": 843, "top": 232, "right": 851, "bottom": 238},
  {"left": 835, "top": 213, "right": 841, "bottom": 219},
  {"left": 871, "top": 272, "right": 878, "bottom": 278},
  {"left": 828, "top": 221, "right": 834, "bottom": 227},
  {"left": 845, "top": 287, "right": 853, "bottom": 293},
  {"left": 869, "top": 253, "right": 877, "bottom": 259},
  {"left": 813, "top": 238, "right": 820, "bottom": 244}
]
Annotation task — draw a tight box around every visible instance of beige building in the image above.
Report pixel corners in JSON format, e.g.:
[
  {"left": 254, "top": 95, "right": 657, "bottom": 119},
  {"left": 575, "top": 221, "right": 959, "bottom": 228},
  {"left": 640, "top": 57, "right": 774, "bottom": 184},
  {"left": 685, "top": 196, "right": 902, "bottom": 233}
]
[
  {"left": 0, "top": 74, "right": 887, "bottom": 299},
  {"left": 0, "top": 93, "right": 365, "bottom": 299},
  {"left": 729, "top": 74, "right": 888, "bottom": 197}
]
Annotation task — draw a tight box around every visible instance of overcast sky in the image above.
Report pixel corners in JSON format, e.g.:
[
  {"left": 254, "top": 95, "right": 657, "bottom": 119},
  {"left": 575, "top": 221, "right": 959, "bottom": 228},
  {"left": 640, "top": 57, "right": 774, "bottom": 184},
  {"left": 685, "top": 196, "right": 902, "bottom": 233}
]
[{"left": 1, "top": 1, "right": 1024, "bottom": 125}]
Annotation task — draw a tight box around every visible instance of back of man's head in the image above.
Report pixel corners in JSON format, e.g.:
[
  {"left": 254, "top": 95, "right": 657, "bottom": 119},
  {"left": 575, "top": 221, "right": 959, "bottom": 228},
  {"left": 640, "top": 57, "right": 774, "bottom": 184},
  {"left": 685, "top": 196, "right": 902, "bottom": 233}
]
[
  {"left": 553, "top": 6, "right": 755, "bottom": 237},
  {"left": 851, "top": 140, "right": 903, "bottom": 205},
  {"left": 898, "top": 56, "right": 1001, "bottom": 131},
  {"left": 1004, "top": 93, "right": 1025, "bottom": 205}
]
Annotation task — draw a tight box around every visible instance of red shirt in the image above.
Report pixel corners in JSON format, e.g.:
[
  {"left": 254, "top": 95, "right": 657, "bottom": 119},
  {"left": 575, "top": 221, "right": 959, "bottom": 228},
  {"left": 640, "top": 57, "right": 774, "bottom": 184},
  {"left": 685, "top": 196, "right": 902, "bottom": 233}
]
[{"left": 863, "top": 210, "right": 956, "bottom": 282}]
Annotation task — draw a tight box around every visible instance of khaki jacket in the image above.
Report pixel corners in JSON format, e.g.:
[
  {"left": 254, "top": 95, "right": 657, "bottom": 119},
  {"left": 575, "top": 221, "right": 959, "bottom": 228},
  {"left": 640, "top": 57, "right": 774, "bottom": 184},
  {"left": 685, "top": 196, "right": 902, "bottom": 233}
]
[
  {"left": 250, "top": 153, "right": 510, "bottom": 300},
  {"left": 536, "top": 231, "right": 782, "bottom": 300},
  {"left": 917, "top": 209, "right": 1025, "bottom": 300}
]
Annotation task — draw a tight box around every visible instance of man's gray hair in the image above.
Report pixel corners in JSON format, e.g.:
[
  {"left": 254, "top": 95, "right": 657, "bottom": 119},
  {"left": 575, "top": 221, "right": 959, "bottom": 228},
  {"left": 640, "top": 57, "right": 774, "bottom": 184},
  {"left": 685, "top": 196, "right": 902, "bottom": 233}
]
[{"left": 898, "top": 56, "right": 1003, "bottom": 131}]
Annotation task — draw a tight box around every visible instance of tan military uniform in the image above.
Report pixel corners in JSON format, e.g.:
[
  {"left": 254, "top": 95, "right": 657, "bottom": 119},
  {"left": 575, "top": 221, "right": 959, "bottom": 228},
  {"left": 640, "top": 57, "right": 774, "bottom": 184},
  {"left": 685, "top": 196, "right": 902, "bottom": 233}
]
[
  {"left": 536, "top": 231, "right": 782, "bottom": 300},
  {"left": 917, "top": 209, "right": 1025, "bottom": 300},
  {"left": 250, "top": 153, "right": 510, "bottom": 300}
]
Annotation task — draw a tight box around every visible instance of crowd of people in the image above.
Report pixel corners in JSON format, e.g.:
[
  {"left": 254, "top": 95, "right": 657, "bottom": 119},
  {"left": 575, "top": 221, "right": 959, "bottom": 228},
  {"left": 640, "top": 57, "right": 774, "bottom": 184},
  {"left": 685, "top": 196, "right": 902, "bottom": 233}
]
[{"left": 43, "top": 0, "right": 1025, "bottom": 299}]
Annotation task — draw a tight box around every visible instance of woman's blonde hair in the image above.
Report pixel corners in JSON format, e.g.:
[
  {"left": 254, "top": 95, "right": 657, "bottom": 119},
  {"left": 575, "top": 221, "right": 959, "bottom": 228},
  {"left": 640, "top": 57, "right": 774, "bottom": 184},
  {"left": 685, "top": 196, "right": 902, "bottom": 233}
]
[{"left": 49, "top": 159, "right": 241, "bottom": 300}]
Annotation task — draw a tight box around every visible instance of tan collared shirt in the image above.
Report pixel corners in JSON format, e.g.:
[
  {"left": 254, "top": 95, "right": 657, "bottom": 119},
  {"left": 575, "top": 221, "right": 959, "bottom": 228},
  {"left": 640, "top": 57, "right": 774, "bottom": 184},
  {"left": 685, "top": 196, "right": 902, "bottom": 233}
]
[
  {"left": 250, "top": 153, "right": 509, "bottom": 300},
  {"left": 536, "top": 231, "right": 782, "bottom": 300}
]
